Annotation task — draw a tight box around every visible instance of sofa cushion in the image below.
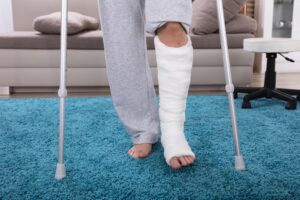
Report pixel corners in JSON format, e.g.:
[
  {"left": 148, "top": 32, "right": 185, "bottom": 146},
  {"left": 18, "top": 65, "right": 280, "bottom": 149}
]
[
  {"left": 33, "top": 11, "right": 100, "bottom": 35},
  {"left": 0, "top": 30, "right": 254, "bottom": 50},
  {"left": 225, "top": 14, "right": 257, "bottom": 34},
  {"left": 0, "top": 31, "right": 104, "bottom": 49},
  {"left": 191, "top": 0, "right": 246, "bottom": 35},
  {"left": 190, "top": 33, "right": 254, "bottom": 49}
]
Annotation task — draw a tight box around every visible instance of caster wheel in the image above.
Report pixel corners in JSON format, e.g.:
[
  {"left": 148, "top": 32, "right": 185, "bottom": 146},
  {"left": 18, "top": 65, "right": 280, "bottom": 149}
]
[
  {"left": 234, "top": 91, "right": 238, "bottom": 99},
  {"left": 242, "top": 100, "right": 252, "bottom": 109},
  {"left": 285, "top": 102, "right": 297, "bottom": 110},
  {"left": 297, "top": 95, "right": 300, "bottom": 101}
]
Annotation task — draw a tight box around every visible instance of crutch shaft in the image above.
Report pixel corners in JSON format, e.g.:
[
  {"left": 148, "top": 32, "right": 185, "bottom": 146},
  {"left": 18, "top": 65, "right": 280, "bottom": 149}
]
[
  {"left": 58, "top": 0, "right": 68, "bottom": 163},
  {"left": 216, "top": 0, "right": 233, "bottom": 88},
  {"left": 59, "top": 0, "right": 68, "bottom": 93},
  {"left": 216, "top": 0, "right": 245, "bottom": 170},
  {"left": 228, "top": 95, "right": 241, "bottom": 155},
  {"left": 55, "top": 0, "right": 68, "bottom": 180},
  {"left": 58, "top": 99, "right": 65, "bottom": 163}
]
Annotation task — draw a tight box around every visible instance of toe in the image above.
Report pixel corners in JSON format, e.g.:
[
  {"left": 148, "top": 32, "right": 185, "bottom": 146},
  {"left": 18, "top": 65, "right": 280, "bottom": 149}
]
[
  {"left": 128, "top": 148, "right": 134, "bottom": 156},
  {"left": 184, "top": 156, "right": 193, "bottom": 164},
  {"left": 132, "top": 151, "right": 139, "bottom": 159},
  {"left": 188, "top": 156, "right": 195, "bottom": 163},
  {"left": 128, "top": 144, "right": 152, "bottom": 159},
  {"left": 170, "top": 157, "right": 182, "bottom": 169},
  {"left": 128, "top": 147, "right": 139, "bottom": 159},
  {"left": 183, "top": 156, "right": 191, "bottom": 164},
  {"left": 179, "top": 157, "right": 188, "bottom": 166}
]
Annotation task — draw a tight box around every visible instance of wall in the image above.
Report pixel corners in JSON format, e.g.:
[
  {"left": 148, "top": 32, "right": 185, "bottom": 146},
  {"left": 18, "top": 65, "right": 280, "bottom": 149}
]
[
  {"left": 0, "top": 0, "right": 14, "bottom": 32},
  {"left": 292, "top": 0, "right": 300, "bottom": 39}
]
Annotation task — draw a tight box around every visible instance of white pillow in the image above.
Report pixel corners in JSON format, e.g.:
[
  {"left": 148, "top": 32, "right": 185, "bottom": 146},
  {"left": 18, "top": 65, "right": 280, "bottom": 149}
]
[
  {"left": 33, "top": 11, "right": 100, "bottom": 35},
  {"left": 225, "top": 14, "right": 257, "bottom": 34},
  {"left": 191, "top": 0, "right": 246, "bottom": 35}
]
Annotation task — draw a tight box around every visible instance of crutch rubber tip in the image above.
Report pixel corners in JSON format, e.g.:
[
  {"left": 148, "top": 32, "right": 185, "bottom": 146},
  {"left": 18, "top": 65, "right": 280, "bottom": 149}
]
[
  {"left": 55, "top": 163, "right": 66, "bottom": 180},
  {"left": 235, "top": 155, "right": 246, "bottom": 171}
]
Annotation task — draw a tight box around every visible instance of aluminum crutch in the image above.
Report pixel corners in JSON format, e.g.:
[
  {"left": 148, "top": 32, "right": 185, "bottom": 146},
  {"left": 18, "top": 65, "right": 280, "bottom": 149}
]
[
  {"left": 55, "top": 0, "right": 68, "bottom": 180},
  {"left": 216, "top": 0, "right": 245, "bottom": 170},
  {"left": 53, "top": 0, "right": 245, "bottom": 179}
]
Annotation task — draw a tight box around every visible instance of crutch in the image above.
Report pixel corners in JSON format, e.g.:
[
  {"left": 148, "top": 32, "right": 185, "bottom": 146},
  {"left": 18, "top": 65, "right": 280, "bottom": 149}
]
[
  {"left": 54, "top": 0, "right": 245, "bottom": 180},
  {"left": 55, "top": 0, "right": 68, "bottom": 180},
  {"left": 216, "top": 0, "right": 245, "bottom": 170}
]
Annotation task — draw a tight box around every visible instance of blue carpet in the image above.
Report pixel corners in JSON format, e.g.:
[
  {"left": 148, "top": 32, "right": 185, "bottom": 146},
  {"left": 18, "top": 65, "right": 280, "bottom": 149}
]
[{"left": 0, "top": 96, "right": 300, "bottom": 200}]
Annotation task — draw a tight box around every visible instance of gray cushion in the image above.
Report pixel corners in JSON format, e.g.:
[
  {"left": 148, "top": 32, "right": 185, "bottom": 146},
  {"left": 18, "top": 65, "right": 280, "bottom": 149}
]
[
  {"left": 191, "top": 0, "right": 246, "bottom": 35},
  {"left": 33, "top": 11, "right": 100, "bottom": 35},
  {"left": 0, "top": 30, "right": 254, "bottom": 50},
  {"left": 225, "top": 14, "right": 257, "bottom": 34}
]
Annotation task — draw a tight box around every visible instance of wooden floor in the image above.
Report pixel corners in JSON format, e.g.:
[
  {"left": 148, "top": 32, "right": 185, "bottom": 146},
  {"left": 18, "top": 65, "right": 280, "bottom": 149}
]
[
  {"left": 249, "top": 73, "right": 300, "bottom": 89},
  {"left": 1, "top": 73, "right": 300, "bottom": 98}
]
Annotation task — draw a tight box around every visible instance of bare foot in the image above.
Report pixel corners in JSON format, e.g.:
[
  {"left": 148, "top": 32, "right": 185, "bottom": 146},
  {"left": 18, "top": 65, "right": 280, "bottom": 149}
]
[
  {"left": 169, "top": 155, "right": 195, "bottom": 170},
  {"left": 128, "top": 144, "right": 152, "bottom": 159}
]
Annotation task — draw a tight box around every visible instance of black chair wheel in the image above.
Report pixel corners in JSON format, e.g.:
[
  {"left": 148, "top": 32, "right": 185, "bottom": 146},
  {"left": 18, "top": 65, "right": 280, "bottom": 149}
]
[
  {"left": 242, "top": 100, "right": 252, "bottom": 109},
  {"left": 297, "top": 95, "right": 300, "bottom": 101},
  {"left": 234, "top": 91, "right": 238, "bottom": 99},
  {"left": 285, "top": 102, "right": 297, "bottom": 110}
]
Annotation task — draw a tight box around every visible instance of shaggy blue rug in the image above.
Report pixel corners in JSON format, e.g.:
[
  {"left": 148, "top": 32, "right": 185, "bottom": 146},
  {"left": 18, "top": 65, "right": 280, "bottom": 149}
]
[{"left": 0, "top": 96, "right": 300, "bottom": 200}]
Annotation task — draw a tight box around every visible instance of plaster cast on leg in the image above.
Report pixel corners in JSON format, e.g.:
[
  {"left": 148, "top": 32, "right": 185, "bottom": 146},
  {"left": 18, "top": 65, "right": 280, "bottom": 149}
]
[{"left": 154, "top": 35, "right": 195, "bottom": 166}]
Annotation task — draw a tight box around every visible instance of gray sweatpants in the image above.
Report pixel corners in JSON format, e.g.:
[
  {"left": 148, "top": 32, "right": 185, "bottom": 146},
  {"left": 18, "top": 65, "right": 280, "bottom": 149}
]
[{"left": 99, "top": 0, "right": 193, "bottom": 145}]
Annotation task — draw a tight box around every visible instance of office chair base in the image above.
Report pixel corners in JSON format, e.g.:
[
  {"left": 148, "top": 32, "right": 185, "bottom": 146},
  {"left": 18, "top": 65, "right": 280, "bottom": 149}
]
[
  {"left": 235, "top": 155, "right": 245, "bottom": 171},
  {"left": 55, "top": 163, "right": 66, "bottom": 180},
  {"left": 285, "top": 101, "right": 297, "bottom": 110},
  {"left": 234, "top": 53, "right": 300, "bottom": 110},
  {"left": 242, "top": 100, "right": 252, "bottom": 109},
  {"left": 236, "top": 88, "right": 298, "bottom": 110}
]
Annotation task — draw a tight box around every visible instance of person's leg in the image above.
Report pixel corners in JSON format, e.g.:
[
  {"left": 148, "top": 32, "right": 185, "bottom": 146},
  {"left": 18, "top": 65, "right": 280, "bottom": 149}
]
[
  {"left": 146, "top": 0, "right": 195, "bottom": 169},
  {"left": 99, "top": 0, "right": 160, "bottom": 158}
]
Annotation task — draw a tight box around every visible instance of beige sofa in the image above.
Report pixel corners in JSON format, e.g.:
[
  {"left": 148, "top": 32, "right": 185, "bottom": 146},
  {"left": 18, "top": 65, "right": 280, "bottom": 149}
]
[{"left": 0, "top": 0, "right": 255, "bottom": 91}]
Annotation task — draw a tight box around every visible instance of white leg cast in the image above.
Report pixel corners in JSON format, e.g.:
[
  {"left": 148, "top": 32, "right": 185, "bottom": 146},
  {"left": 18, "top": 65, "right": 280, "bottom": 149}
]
[
  {"left": 216, "top": 0, "right": 245, "bottom": 170},
  {"left": 154, "top": 36, "right": 195, "bottom": 166},
  {"left": 55, "top": 0, "right": 68, "bottom": 180}
]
